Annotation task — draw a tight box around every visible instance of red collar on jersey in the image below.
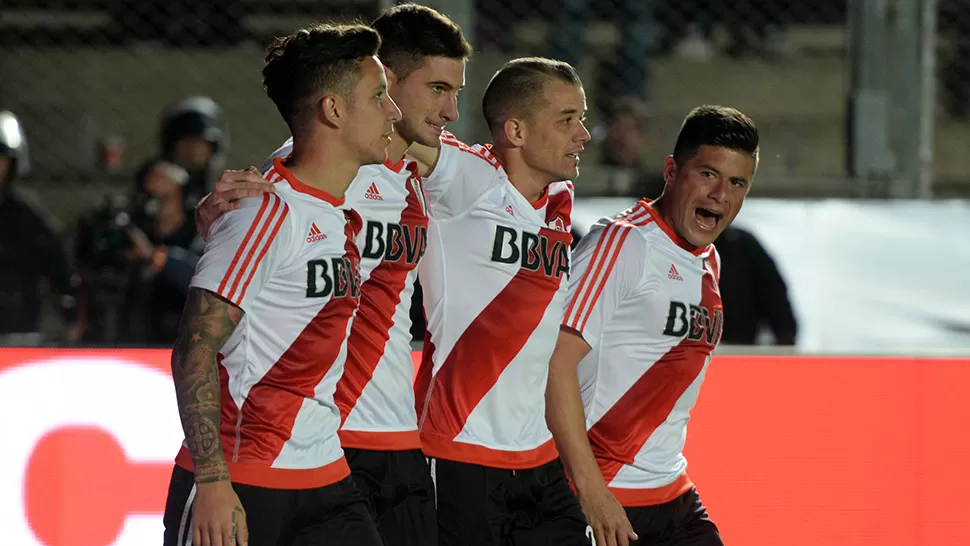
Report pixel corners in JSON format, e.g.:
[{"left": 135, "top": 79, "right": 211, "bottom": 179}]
[
  {"left": 272, "top": 157, "right": 345, "bottom": 207},
  {"left": 384, "top": 157, "right": 407, "bottom": 173},
  {"left": 639, "top": 199, "right": 712, "bottom": 257},
  {"left": 530, "top": 186, "right": 549, "bottom": 210}
]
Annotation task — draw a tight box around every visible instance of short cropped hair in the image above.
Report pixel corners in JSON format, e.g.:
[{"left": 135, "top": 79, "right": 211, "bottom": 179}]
[
  {"left": 482, "top": 57, "right": 582, "bottom": 133},
  {"left": 262, "top": 23, "right": 381, "bottom": 134},
  {"left": 672, "top": 105, "right": 759, "bottom": 166},
  {"left": 371, "top": 4, "right": 472, "bottom": 80}
]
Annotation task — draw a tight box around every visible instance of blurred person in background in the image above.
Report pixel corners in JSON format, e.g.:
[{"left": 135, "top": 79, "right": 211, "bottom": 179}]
[
  {"left": 713, "top": 225, "right": 797, "bottom": 345},
  {"left": 0, "top": 110, "right": 80, "bottom": 346},
  {"left": 598, "top": 97, "right": 665, "bottom": 199},
  {"left": 551, "top": 0, "right": 651, "bottom": 117},
  {"left": 159, "top": 96, "right": 229, "bottom": 208},
  {"left": 74, "top": 158, "right": 203, "bottom": 346}
]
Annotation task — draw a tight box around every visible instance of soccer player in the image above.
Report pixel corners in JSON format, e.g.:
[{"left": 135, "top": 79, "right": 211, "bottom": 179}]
[
  {"left": 194, "top": 5, "right": 471, "bottom": 545},
  {"left": 546, "top": 105, "right": 759, "bottom": 546},
  {"left": 409, "top": 57, "right": 592, "bottom": 545},
  {"left": 161, "top": 23, "right": 401, "bottom": 546}
]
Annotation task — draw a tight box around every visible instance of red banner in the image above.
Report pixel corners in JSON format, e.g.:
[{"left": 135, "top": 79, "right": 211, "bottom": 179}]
[{"left": 1, "top": 349, "right": 968, "bottom": 545}]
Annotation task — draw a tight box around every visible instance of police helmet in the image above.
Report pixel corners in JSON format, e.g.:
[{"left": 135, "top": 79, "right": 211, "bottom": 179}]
[
  {"left": 0, "top": 110, "right": 30, "bottom": 183},
  {"left": 159, "top": 96, "right": 228, "bottom": 160}
]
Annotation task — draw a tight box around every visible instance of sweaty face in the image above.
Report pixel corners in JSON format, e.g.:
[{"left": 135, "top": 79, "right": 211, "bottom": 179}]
[
  {"left": 346, "top": 55, "right": 403, "bottom": 165},
  {"left": 521, "top": 81, "right": 591, "bottom": 183},
  {"left": 390, "top": 56, "right": 465, "bottom": 147},
  {"left": 662, "top": 145, "right": 755, "bottom": 247}
]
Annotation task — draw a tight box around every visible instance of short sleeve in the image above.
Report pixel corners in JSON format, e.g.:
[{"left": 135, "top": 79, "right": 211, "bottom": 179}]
[
  {"left": 421, "top": 132, "right": 500, "bottom": 219},
  {"left": 562, "top": 223, "right": 647, "bottom": 349},
  {"left": 190, "top": 193, "right": 292, "bottom": 311}
]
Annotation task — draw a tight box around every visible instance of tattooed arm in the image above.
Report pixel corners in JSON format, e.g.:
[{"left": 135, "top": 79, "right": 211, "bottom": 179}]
[
  {"left": 172, "top": 287, "right": 249, "bottom": 545},
  {"left": 171, "top": 287, "right": 243, "bottom": 482}
]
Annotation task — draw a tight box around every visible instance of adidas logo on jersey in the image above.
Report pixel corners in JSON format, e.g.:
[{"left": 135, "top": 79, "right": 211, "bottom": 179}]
[
  {"left": 668, "top": 264, "right": 683, "bottom": 281},
  {"left": 365, "top": 182, "right": 383, "bottom": 201},
  {"left": 307, "top": 222, "right": 327, "bottom": 243}
]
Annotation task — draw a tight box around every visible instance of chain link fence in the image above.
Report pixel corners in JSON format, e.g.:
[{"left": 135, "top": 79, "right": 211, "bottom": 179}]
[{"left": 1, "top": 0, "right": 969, "bottom": 228}]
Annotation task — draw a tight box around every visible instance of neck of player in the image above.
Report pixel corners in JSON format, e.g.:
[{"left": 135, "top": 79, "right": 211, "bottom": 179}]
[
  {"left": 387, "top": 132, "right": 412, "bottom": 165},
  {"left": 286, "top": 136, "right": 359, "bottom": 199},
  {"left": 491, "top": 148, "right": 548, "bottom": 203}
]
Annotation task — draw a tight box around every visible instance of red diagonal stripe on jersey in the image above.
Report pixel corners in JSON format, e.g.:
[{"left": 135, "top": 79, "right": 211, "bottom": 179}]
[
  {"left": 235, "top": 236, "right": 361, "bottom": 463},
  {"left": 590, "top": 267, "right": 721, "bottom": 486},
  {"left": 545, "top": 185, "right": 573, "bottom": 230},
  {"left": 423, "top": 228, "right": 572, "bottom": 439},
  {"left": 218, "top": 194, "right": 270, "bottom": 296},
  {"left": 335, "top": 183, "right": 427, "bottom": 428}
]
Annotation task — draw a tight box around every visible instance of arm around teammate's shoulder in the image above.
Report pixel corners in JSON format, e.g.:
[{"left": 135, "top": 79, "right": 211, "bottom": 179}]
[{"left": 412, "top": 131, "right": 498, "bottom": 219}]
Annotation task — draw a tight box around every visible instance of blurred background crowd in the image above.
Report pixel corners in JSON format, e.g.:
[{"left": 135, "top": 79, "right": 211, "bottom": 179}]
[{"left": 0, "top": 0, "right": 965, "bottom": 350}]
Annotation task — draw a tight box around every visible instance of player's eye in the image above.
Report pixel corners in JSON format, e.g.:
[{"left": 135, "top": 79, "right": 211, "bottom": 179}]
[{"left": 431, "top": 85, "right": 443, "bottom": 94}]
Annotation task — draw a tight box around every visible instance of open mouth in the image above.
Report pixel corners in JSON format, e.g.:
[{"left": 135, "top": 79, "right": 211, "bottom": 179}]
[
  {"left": 566, "top": 152, "right": 581, "bottom": 162},
  {"left": 694, "top": 207, "right": 723, "bottom": 230}
]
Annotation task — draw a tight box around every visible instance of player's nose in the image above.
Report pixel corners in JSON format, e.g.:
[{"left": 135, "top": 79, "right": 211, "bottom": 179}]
[
  {"left": 575, "top": 120, "right": 592, "bottom": 143},
  {"left": 441, "top": 93, "right": 459, "bottom": 123},
  {"left": 708, "top": 177, "right": 730, "bottom": 202},
  {"left": 386, "top": 95, "right": 403, "bottom": 124}
]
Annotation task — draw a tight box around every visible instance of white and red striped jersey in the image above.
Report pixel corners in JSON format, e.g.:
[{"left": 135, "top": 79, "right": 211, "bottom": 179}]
[
  {"left": 265, "top": 139, "right": 429, "bottom": 451},
  {"left": 176, "top": 157, "right": 363, "bottom": 490},
  {"left": 415, "top": 131, "right": 574, "bottom": 469},
  {"left": 563, "top": 199, "right": 723, "bottom": 506}
]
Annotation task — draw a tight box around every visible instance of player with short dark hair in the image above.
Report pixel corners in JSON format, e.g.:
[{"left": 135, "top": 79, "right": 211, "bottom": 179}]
[
  {"left": 371, "top": 2, "right": 472, "bottom": 81},
  {"left": 161, "top": 22, "right": 400, "bottom": 546},
  {"left": 481, "top": 58, "right": 583, "bottom": 133},
  {"left": 407, "top": 56, "right": 592, "bottom": 546},
  {"left": 193, "top": 5, "right": 472, "bottom": 545},
  {"left": 547, "top": 105, "right": 759, "bottom": 546}
]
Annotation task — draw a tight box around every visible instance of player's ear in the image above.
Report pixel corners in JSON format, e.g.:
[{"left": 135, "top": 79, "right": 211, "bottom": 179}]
[
  {"left": 318, "top": 93, "right": 343, "bottom": 128},
  {"left": 663, "top": 155, "right": 678, "bottom": 186},
  {"left": 503, "top": 118, "right": 526, "bottom": 147}
]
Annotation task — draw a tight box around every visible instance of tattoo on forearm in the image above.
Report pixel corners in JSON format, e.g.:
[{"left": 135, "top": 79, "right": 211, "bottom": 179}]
[{"left": 171, "top": 288, "right": 243, "bottom": 483}]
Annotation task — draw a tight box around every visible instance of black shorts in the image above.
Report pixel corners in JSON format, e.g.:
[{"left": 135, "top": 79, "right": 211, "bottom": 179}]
[
  {"left": 162, "top": 465, "right": 382, "bottom": 546},
  {"left": 624, "top": 487, "right": 722, "bottom": 546},
  {"left": 433, "top": 457, "right": 590, "bottom": 546},
  {"left": 345, "top": 447, "right": 436, "bottom": 546}
]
